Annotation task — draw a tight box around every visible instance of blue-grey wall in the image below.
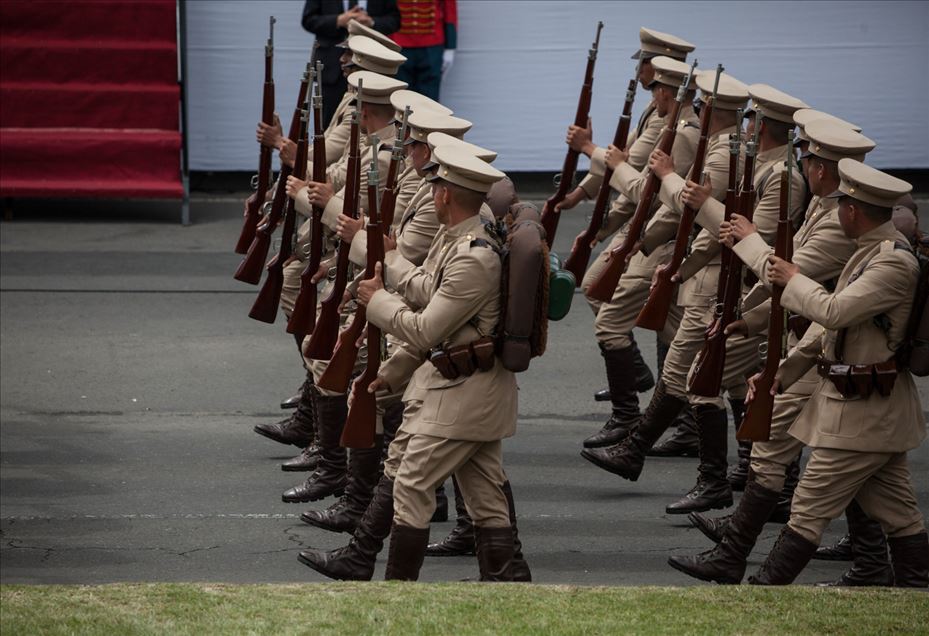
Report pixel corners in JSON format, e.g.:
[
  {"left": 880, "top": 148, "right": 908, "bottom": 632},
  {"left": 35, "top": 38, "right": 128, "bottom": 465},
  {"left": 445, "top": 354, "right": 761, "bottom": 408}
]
[{"left": 186, "top": 1, "right": 929, "bottom": 171}]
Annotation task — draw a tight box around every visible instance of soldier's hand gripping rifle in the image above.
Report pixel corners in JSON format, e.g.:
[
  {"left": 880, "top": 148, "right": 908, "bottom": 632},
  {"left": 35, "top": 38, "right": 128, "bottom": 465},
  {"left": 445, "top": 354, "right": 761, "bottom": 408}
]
[
  {"left": 637, "top": 64, "right": 723, "bottom": 330},
  {"left": 563, "top": 57, "right": 640, "bottom": 284},
  {"left": 586, "top": 60, "right": 698, "bottom": 303},
  {"left": 235, "top": 58, "right": 314, "bottom": 284},
  {"left": 287, "top": 61, "right": 327, "bottom": 337},
  {"left": 338, "top": 141, "right": 389, "bottom": 449},
  {"left": 317, "top": 108, "right": 410, "bottom": 392},
  {"left": 737, "top": 133, "right": 795, "bottom": 442},
  {"left": 303, "top": 79, "right": 364, "bottom": 359},
  {"left": 688, "top": 109, "right": 761, "bottom": 397},
  {"left": 539, "top": 21, "right": 603, "bottom": 248},
  {"left": 247, "top": 86, "right": 309, "bottom": 323},
  {"left": 235, "top": 16, "right": 276, "bottom": 254}
]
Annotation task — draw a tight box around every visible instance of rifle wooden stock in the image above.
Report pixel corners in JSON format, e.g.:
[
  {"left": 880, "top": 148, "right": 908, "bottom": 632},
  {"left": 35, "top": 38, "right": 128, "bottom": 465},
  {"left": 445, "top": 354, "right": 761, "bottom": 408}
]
[
  {"left": 235, "top": 36, "right": 275, "bottom": 254},
  {"left": 287, "top": 71, "right": 327, "bottom": 337},
  {"left": 564, "top": 78, "right": 636, "bottom": 284},
  {"left": 249, "top": 94, "right": 306, "bottom": 323},
  {"left": 636, "top": 89, "right": 717, "bottom": 330},
  {"left": 340, "top": 173, "right": 387, "bottom": 448},
  {"left": 235, "top": 69, "right": 311, "bottom": 283},
  {"left": 689, "top": 132, "right": 758, "bottom": 398},
  {"left": 540, "top": 21, "right": 602, "bottom": 249},
  {"left": 737, "top": 168, "right": 792, "bottom": 441},
  {"left": 304, "top": 104, "right": 361, "bottom": 360},
  {"left": 585, "top": 100, "right": 687, "bottom": 304}
]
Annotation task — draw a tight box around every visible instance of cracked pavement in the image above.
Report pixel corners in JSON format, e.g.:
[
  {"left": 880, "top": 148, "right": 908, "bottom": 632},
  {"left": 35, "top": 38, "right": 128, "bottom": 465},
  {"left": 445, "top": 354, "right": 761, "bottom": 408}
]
[{"left": 2, "top": 195, "right": 927, "bottom": 585}]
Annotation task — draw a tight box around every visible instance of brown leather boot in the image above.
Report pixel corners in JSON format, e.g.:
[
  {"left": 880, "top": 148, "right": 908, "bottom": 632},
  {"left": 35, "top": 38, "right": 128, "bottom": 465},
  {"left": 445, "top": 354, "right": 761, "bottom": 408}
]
[
  {"left": 817, "top": 499, "right": 893, "bottom": 587},
  {"left": 254, "top": 377, "right": 315, "bottom": 447},
  {"left": 666, "top": 405, "right": 732, "bottom": 514},
  {"left": 301, "top": 435, "right": 383, "bottom": 533},
  {"left": 298, "top": 474, "right": 395, "bottom": 580},
  {"left": 385, "top": 524, "right": 430, "bottom": 581},
  {"left": 475, "top": 526, "right": 516, "bottom": 581},
  {"left": 281, "top": 442, "right": 320, "bottom": 472},
  {"left": 583, "top": 345, "right": 643, "bottom": 448},
  {"left": 748, "top": 526, "right": 818, "bottom": 585},
  {"left": 647, "top": 406, "right": 699, "bottom": 457},
  {"left": 282, "top": 393, "right": 348, "bottom": 503},
  {"left": 688, "top": 511, "right": 731, "bottom": 544},
  {"left": 580, "top": 381, "right": 685, "bottom": 481},
  {"left": 426, "top": 476, "right": 475, "bottom": 557},
  {"left": 668, "top": 477, "right": 781, "bottom": 584},
  {"left": 502, "top": 480, "right": 531, "bottom": 582},
  {"left": 888, "top": 531, "right": 929, "bottom": 587}
]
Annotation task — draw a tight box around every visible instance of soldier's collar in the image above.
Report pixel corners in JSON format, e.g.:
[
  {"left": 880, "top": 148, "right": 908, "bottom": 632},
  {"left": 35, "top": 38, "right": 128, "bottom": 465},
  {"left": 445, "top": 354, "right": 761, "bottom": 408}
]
[
  {"left": 444, "top": 213, "right": 483, "bottom": 239},
  {"left": 856, "top": 221, "right": 898, "bottom": 249},
  {"left": 757, "top": 143, "right": 789, "bottom": 163}
]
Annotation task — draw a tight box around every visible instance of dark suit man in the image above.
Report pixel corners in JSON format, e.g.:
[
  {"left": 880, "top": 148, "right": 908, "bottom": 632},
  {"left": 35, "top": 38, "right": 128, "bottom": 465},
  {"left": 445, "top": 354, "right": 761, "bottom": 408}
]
[{"left": 302, "top": 0, "right": 401, "bottom": 126}]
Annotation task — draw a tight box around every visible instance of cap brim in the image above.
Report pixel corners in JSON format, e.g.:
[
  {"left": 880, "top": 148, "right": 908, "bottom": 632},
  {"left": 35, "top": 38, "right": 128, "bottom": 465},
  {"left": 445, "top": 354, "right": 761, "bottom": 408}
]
[
  {"left": 799, "top": 148, "right": 813, "bottom": 160},
  {"left": 402, "top": 136, "right": 422, "bottom": 146},
  {"left": 824, "top": 189, "right": 844, "bottom": 199}
]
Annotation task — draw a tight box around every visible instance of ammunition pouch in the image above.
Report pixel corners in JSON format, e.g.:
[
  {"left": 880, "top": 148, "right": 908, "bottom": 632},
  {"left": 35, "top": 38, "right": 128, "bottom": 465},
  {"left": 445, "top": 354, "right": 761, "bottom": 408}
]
[
  {"left": 817, "top": 358, "right": 898, "bottom": 398},
  {"left": 429, "top": 336, "right": 497, "bottom": 380}
]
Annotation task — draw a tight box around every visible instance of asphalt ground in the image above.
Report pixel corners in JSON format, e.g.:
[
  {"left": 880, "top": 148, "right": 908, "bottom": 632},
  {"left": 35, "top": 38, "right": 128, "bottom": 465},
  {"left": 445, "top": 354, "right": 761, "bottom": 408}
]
[{"left": 1, "top": 193, "right": 927, "bottom": 585}]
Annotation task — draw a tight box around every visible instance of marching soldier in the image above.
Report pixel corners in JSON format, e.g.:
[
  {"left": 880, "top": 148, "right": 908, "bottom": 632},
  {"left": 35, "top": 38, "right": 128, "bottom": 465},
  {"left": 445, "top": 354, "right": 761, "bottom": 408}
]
[
  {"left": 298, "top": 111, "right": 473, "bottom": 531},
  {"left": 557, "top": 28, "right": 696, "bottom": 431},
  {"left": 253, "top": 37, "right": 406, "bottom": 442},
  {"left": 667, "top": 121, "right": 882, "bottom": 585},
  {"left": 299, "top": 145, "right": 523, "bottom": 581},
  {"left": 747, "top": 160, "right": 927, "bottom": 587},
  {"left": 572, "top": 56, "right": 701, "bottom": 455},
  {"left": 582, "top": 84, "right": 808, "bottom": 516}
]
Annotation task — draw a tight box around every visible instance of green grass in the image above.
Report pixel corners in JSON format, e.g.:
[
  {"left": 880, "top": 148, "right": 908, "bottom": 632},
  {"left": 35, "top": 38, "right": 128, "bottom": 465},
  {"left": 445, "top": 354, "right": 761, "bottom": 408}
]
[{"left": 1, "top": 583, "right": 927, "bottom": 635}]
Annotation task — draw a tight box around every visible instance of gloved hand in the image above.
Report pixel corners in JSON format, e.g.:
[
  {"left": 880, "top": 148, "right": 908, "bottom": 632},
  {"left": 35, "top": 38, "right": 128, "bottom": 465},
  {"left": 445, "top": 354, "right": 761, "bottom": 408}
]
[{"left": 442, "top": 49, "right": 455, "bottom": 76}]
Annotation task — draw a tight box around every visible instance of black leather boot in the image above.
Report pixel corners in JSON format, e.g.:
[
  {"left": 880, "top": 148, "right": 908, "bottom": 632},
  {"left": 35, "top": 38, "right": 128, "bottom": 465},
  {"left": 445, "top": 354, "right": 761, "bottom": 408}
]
[
  {"left": 502, "top": 480, "right": 531, "bottom": 582},
  {"left": 432, "top": 483, "right": 449, "bottom": 523},
  {"left": 254, "top": 377, "right": 315, "bottom": 447},
  {"left": 281, "top": 442, "right": 320, "bottom": 472},
  {"left": 817, "top": 499, "right": 893, "bottom": 587},
  {"left": 301, "top": 435, "right": 384, "bottom": 533},
  {"left": 666, "top": 405, "right": 732, "bottom": 514},
  {"left": 385, "top": 523, "right": 430, "bottom": 581},
  {"left": 475, "top": 526, "right": 516, "bottom": 582},
  {"left": 583, "top": 345, "right": 644, "bottom": 448},
  {"left": 769, "top": 454, "right": 801, "bottom": 524},
  {"left": 748, "top": 526, "right": 818, "bottom": 585},
  {"left": 655, "top": 334, "right": 669, "bottom": 384},
  {"left": 426, "top": 476, "right": 475, "bottom": 557},
  {"left": 282, "top": 393, "right": 348, "bottom": 503},
  {"left": 669, "top": 478, "right": 781, "bottom": 584},
  {"left": 813, "top": 534, "right": 852, "bottom": 561},
  {"left": 726, "top": 398, "right": 750, "bottom": 491},
  {"left": 888, "top": 531, "right": 929, "bottom": 588},
  {"left": 280, "top": 390, "right": 301, "bottom": 410},
  {"left": 298, "top": 474, "right": 395, "bottom": 580},
  {"left": 648, "top": 406, "right": 699, "bottom": 457},
  {"left": 580, "top": 381, "right": 685, "bottom": 481},
  {"left": 592, "top": 339, "right": 655, "bottom": 401}
]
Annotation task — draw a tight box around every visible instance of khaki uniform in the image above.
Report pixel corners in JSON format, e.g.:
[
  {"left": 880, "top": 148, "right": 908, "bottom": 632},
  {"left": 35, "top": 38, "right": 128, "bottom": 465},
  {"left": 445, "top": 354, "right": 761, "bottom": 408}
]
[
  {"left": 590, "top": 103, "right": 701, "bottom": 350},
  {"left": 293, "top": 124, "right": 395, "bottom": 394},
  {"left": 367, "top": 214, "right": 516, "bottom": 528},
  {"left": 674, "top": 144, "right": 807, "bottom": 407},
  {"left": 731, "top": 195, "right": 857, "bottom": 491},
  {"left": 775, "top": 221, "right": 925, "bottom": 542}
]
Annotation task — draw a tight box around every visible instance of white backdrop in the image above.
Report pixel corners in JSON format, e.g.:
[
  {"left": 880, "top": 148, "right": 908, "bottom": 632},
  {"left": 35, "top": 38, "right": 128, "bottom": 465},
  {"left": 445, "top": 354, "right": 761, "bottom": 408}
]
[{"left": 186, "top": 0, "right": 929, "bottom": 172}]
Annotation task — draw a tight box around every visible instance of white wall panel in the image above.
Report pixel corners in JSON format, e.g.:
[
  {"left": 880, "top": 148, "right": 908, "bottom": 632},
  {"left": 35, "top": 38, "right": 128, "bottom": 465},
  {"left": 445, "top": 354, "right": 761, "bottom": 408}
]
[{"left": 187, "top": 0, "right": 929, "bottom": 171}]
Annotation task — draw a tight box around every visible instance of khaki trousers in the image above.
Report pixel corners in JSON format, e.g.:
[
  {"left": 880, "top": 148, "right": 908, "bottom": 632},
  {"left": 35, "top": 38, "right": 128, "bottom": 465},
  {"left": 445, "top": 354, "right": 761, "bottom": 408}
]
[
  {"left": 585, "top": 237, "right": 681, "bottom": 350},
  {"left": 385, "top": 401, "right": 510, "bottom": 529},
  {"left": 788, "top": 448, "right": 925, "bottom": 543}
]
